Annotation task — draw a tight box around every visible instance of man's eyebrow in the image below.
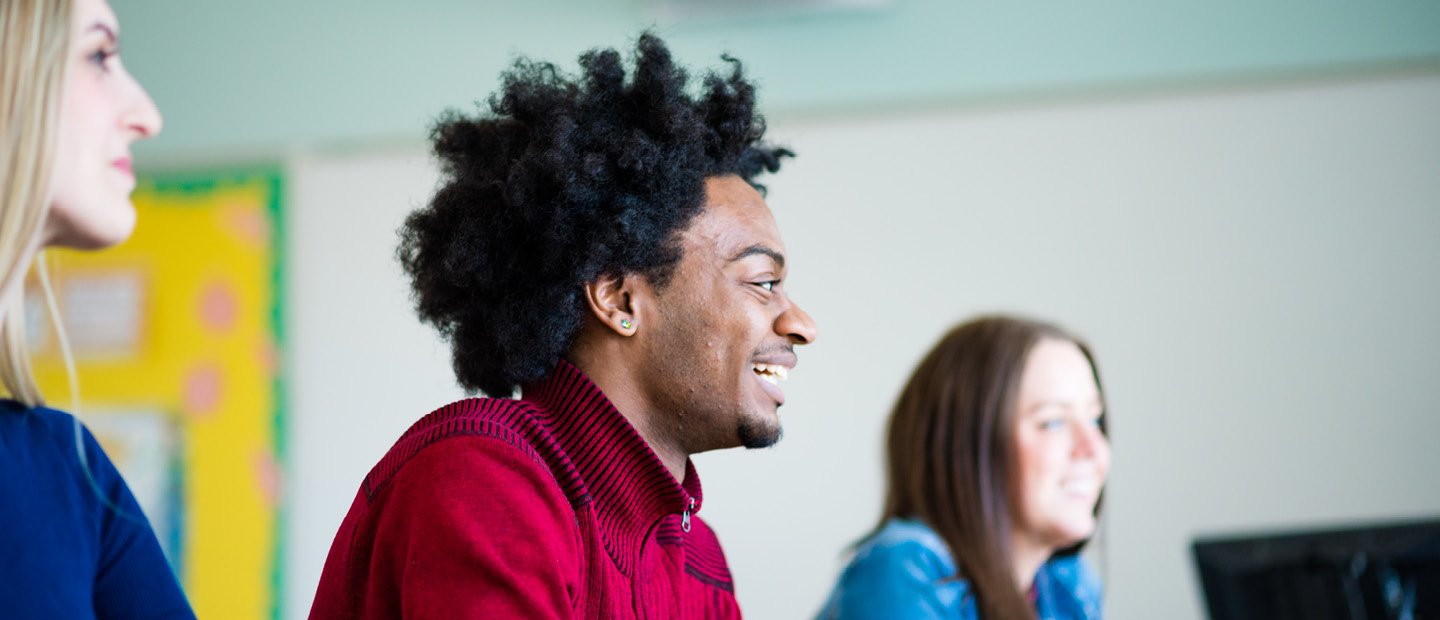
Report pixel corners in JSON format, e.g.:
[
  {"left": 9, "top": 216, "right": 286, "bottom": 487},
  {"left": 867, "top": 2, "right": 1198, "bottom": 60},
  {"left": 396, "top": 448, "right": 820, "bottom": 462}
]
[{"left": 728, "top": 244, "right": 785, "bottom": 268}]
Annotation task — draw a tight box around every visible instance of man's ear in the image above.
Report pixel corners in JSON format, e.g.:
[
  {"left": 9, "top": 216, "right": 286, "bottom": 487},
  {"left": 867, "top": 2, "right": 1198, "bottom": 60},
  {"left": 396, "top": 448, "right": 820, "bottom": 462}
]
[{"left": 583, "top": 272, "right": 642, "bottom": 337}]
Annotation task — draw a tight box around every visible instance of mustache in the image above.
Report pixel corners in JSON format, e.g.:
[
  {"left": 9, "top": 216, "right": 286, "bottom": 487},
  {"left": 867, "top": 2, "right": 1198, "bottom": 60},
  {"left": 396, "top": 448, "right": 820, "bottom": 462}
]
[{"left": 752, "top": 343, "right": 798, "bottom": 367}]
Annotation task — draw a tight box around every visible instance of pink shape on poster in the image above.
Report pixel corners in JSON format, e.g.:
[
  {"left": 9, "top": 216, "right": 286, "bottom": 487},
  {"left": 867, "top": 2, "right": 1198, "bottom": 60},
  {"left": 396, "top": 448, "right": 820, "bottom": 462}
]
[
  {"left": 223, "top": 203, "right": 271, "bottom": 247},
  {"left": 183, "top": 365, "right": 223, "bottom": 417},
  {"left": 254, "top": 449, "right": 282, "bottom": 509},
  {"left": 199, "top": 282, "right": 238, "bottom": 333}
]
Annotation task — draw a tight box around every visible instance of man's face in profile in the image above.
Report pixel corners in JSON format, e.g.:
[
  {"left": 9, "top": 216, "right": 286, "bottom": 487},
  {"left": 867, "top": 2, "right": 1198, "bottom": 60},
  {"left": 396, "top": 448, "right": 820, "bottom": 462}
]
[{"left": 634, "top": 175, "right": 818, "bottom": 454}]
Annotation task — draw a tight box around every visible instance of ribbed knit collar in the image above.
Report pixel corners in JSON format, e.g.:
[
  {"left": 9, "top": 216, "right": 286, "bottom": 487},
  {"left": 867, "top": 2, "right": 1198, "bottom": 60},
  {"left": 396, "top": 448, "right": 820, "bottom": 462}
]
[{"left": 521, "top": 358, "right": 702, "bottom": 574}]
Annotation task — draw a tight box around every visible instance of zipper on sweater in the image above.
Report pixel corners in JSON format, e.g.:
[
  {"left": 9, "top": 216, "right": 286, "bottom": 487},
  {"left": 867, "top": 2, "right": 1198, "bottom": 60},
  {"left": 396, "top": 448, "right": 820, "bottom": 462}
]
[{"left": 681, "top": 497, "right": 695, "bottom": 533}]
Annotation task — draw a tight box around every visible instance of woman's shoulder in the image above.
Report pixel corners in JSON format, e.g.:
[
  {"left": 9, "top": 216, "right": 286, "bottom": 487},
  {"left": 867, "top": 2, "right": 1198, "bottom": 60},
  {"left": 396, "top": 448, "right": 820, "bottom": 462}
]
[
  {"left": 817, "top": 518, "right": 973, "bottom": 619},
  {"left": 865, "top": 518, "right": 949, "bottom": 550},
  {"left": 1038, "top": 554, "right": 1104, "bottom": 619},
  {"left": 0, "top": 401, "right": 124, "bottom": 496},
  {"left": 0, "top": 400, "right": 85, "bottom": 450},
  {"left": 1042, "top": 553, "right": 1101, "bottom": 590},
  {"left": 847, "top": 518, "right": 957, "bottom": 577}
]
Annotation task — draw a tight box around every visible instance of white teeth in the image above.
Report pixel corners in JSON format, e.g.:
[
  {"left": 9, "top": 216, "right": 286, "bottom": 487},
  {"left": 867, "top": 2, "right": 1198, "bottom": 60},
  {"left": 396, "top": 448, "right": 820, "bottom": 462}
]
[{"left": 751, "top": 363, "right": 789, "bottom": 383}]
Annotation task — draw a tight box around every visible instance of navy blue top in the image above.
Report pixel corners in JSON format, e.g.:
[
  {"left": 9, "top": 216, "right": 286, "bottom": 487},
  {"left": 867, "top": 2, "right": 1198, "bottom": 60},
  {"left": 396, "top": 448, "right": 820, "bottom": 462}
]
[
  {"left": 0, "top": 401, "right": 194, "bottom": 619},
  {"left": 817, "top": 518, "right": 1103, "bottom": 620}
]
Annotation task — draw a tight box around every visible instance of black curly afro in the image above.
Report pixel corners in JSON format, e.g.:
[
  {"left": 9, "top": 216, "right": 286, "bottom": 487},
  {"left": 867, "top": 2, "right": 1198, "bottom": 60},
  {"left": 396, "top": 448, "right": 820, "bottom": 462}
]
[{"left": 398, "top": 32, "right": 793, "bottom": 397}]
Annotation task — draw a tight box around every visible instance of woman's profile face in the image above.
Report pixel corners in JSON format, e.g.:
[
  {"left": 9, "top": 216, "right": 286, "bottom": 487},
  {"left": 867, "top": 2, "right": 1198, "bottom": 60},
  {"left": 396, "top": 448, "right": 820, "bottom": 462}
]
[
  {"left": 1010, "top": 338, "right": 1110, "bottom": 554},
  {"left": 45, "top": 0, "right": 161, "bottom": 250}
]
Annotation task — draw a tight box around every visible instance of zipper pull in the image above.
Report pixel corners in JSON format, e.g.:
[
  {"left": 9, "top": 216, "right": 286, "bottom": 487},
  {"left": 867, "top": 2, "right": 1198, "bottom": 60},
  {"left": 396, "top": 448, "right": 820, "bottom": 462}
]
[{"left": 681, "top": 497, "right": 695, "bottom": 533}]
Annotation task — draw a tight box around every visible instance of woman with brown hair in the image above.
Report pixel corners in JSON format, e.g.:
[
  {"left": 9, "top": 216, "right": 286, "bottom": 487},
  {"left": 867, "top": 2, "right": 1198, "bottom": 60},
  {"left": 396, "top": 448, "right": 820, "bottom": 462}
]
[{"left": 818, "top": 315, "right": 1109, "bottom": 619}]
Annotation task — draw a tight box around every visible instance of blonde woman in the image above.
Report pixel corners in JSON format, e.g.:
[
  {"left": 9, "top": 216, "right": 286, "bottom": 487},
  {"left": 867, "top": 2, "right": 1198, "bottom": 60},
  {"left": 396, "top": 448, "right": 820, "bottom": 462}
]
[{"left": 1, "top": 0, "right": 193, "bottom": 617}]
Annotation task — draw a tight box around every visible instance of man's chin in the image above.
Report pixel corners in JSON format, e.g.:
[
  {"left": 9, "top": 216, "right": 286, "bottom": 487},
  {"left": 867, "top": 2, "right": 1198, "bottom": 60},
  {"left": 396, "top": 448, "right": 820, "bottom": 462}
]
[{"left": 736, "top": 413, "right": 782, "bottom": 449}]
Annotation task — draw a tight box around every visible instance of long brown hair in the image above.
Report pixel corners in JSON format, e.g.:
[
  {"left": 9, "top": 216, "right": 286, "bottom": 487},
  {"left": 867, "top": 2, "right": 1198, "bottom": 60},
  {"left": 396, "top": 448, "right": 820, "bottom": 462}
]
[{"left": 873, "top": 315, "right": 1106, "bottom": 619}]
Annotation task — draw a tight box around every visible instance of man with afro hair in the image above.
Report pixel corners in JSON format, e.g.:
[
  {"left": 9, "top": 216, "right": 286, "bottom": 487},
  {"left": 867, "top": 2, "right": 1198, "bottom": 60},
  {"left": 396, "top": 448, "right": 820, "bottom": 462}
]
[{"left": 310, "top": 33, "right": 818, "bottom": 619}]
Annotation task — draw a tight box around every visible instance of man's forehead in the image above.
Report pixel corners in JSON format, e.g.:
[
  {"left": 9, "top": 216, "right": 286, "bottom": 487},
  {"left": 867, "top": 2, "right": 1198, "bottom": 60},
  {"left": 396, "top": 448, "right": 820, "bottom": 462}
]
[{"left": 688, "top": 176, "right": 784, "bottom": 259}]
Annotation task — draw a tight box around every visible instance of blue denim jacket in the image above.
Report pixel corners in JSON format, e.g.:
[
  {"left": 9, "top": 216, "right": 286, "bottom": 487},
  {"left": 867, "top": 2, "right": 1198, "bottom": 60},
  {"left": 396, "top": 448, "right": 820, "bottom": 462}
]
[{"left": 816, "top": 518, "right": 1103, "bottom": 620}]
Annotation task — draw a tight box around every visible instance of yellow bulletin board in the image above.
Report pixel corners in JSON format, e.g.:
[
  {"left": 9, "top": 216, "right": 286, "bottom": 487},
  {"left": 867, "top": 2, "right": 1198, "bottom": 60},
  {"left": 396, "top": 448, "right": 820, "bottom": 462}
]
[{"left": 30, "top": 168, "right": 285, "bottom": 620}]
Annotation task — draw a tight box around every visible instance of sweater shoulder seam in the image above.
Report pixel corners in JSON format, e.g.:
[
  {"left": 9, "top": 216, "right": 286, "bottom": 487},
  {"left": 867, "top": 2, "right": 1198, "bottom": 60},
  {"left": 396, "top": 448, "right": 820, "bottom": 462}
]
[{"left": 361, "top": 398, "right": 583, "bottom": 508}]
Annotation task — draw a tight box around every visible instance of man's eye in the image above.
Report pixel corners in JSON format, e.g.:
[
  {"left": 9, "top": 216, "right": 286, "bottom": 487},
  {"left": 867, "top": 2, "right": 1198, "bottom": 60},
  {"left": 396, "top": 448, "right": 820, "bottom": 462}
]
[{"left": 753, "top": 281, "right": 777, "bottom": 292}]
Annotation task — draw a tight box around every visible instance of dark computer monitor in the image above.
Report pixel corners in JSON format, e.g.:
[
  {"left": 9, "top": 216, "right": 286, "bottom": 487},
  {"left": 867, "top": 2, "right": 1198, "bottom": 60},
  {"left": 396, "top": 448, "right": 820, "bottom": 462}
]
[{"left": 1192, "top": 518, "right": 1440, "bottom": 620}]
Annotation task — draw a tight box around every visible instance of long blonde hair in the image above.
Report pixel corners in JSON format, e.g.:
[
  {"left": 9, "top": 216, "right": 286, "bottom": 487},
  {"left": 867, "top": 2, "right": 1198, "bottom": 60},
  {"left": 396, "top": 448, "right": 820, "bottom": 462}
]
[{"left": 0, "top": 0, "right": 75, "bottom": 407}]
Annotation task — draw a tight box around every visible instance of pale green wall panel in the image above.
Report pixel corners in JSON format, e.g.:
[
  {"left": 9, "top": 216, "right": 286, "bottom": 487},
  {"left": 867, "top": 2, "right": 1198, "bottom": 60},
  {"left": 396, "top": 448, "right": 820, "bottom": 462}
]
[{"left": 115, "top": 1, "right": 1440, "bottom": 156}]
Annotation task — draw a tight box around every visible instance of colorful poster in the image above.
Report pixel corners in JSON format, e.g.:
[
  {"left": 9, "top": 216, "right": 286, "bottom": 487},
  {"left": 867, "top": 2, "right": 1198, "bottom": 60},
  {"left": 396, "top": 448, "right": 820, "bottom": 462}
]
[{"left": 30, "top": 168, "right": 285, "bottom": 620}]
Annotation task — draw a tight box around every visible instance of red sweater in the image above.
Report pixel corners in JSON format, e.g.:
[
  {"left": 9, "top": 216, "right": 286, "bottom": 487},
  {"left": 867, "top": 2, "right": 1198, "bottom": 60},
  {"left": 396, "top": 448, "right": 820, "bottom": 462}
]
[{"left": 309, "top": 360, "right": 743, "bottom": 619}]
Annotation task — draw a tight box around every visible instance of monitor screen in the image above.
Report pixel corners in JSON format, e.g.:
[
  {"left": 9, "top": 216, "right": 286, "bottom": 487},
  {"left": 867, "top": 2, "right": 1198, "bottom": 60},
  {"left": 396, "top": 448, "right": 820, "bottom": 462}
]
[{"left": 1192, "top": 518, "right": 1440, "bottom": 620}]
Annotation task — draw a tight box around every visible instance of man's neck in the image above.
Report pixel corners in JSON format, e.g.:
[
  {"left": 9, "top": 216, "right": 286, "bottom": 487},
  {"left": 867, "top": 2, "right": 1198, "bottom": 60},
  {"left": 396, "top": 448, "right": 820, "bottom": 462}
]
[
  {"left": 618, "top": 406, "right": 688, "bottom": 483},
  {"left": 564, "top": 352, "right": 689, "bottom": 483}
]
